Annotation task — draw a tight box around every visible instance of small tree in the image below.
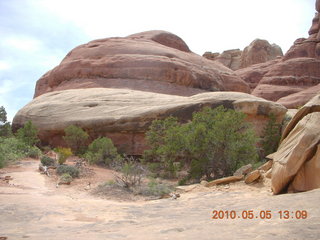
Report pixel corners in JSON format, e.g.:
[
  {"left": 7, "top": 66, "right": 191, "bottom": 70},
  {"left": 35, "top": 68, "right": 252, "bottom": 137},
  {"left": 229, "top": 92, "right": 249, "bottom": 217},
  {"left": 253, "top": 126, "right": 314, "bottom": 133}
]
[
  {"left": 261, "top": 113, "right": 281, "bottom": 156},
  {"left": 63, "top": 125, "right": 89, "bottom": 155},
  {"left": 144, "top": 106, "right": 259, "bottom": 181},
  {"left": 16, "top": 120, "right": 39, "bottom": 146},
  {"left": 0, "top": 106, "right": 12, "bottom": 137},
  {"left": 0, "top": 106, "right": 7, "bottom": 123},
  {"left": 84, "top": 137, "right": 121, "bottom": 166}
]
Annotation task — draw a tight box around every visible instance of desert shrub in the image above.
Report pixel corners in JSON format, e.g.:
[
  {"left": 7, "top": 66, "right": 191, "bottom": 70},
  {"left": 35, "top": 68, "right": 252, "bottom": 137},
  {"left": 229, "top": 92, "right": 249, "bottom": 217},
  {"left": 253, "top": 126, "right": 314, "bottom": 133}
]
[
  {"left": 144, "top": 117, "right": 187, "bottom": 178},
  {"left": 114, "top": 157, "right": 145, "bottom": 188},
  {"left": 54, "top": 147, "right": 72, "bottom": 165},
  {"left": 16, "top": 120, "right": 39, "bottom": 146},
  {"left": 0, "top": 122, "right": 12, "bottom": 137},
  {"left": 63, "top": 125, "right": 89, "bottom": 155},
  {"left": 138, "top": 178, "right": 173, "bottom": 197},
  {"left": 40, "top": 156, "right": 56, "bottom": 167},
  {"left": 0, "top": 106, "right": 7, "bottom": 123},
  {"left": 56, "top": 165, "right": 79, "bottom": 178},
  {"left": 84, "top": 137, "right": 121, "bottom": 166},
  {"left": 0, "top": 154, "right": 5, "bottom": 168},
  {"left": 25, "top": 146, "right": 42, "bottom": 158},
  {"left": 0, "top": 106, "right": 12, "bottom": 137},
  {"left": 59, "top": 173, "right": 73, "bottom": 184},
  {"left": 144, "top": 106, "right": 259, "bottom": 180},
  {"left": 261, "top": 113, "right": 281, "bottom": 156},
  {"left": 0, "top": 137, "right": 38, "bottom": 168}
]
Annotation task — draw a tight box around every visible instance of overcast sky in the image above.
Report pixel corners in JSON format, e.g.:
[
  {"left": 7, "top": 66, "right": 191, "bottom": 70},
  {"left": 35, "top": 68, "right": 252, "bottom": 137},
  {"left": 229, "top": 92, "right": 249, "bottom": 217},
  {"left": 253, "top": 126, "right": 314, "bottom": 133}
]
[{"left": 0, "top": 0, "right": 316, "bottom": 122}]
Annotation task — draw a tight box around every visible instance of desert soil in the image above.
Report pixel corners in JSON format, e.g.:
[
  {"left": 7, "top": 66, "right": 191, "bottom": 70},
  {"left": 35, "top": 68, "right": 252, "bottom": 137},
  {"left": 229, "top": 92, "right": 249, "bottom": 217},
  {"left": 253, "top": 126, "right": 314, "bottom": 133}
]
[{"left": 0, "top": 158, "right": 319, "bottom": 240}]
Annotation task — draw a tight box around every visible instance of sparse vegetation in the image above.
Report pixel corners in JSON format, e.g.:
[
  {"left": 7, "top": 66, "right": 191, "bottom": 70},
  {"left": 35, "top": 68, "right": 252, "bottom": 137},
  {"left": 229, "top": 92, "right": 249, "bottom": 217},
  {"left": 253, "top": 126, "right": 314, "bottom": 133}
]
[
  {"left": 63, "top": 125, "right": 89, "bottom": 155},
  {"left": 144, "top": 106, "right": 259, "bottom": 181},
  {"left": 137, "top": 178, "right": 173, "bottom": 197},
  {"left": 25, "top": 146, "right": 42, "bottom": 158},
  {"left": 84, "top": 137, "right": 121, "bottom": 166},
  {"left": 54, "top": 147, "right": 72, "bottom": 165},
  {"left": 16, "top": 120, "right": 39, "bottom": 146},
  {"left": 0, "top": 106, "right": 12, "bottom": 137},
  {"left": 114, "top": 156, "right": 145, "bottom": 188},
  {"left": 40, "top": 156, "right": 56, "bottom": 167},
  {"left": 261, "top": 113, "right": 281, "bottom": 156},
  {"left": 0, "top": 137, "right": 41, "bottom": 168},
  {"left": 56, "top": 164, "right": 79, "bottom": 178}
]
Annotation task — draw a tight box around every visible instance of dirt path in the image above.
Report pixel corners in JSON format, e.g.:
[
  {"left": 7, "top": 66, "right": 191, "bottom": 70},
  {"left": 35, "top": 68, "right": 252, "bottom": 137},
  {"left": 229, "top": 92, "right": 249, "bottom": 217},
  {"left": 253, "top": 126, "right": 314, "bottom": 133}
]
[{"left": 0, "top": 159, "right": 319, "bottom": 240}]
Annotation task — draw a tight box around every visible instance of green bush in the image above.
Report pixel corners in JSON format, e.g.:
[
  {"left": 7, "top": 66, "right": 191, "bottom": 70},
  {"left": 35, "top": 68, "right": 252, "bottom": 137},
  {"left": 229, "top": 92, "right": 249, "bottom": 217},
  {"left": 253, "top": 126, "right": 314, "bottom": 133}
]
[
  {"left": 26, "top": 146, "right": 42, "bottom": 158},
  {"left": 84, "top": 137, "right": 121, "bottom": 166},
  {"left": 40, "top": 156, "right": 56, "bottom": 167},
  {"left": 0, "top": 106, "right": 12, "bottom": 137},
  {"left": 144, "top": 106, "right": 258, "bottom": 180},
  {"left": 0, "top": 137, "right": 39, "bottom": 168},
  {"left": 16, "top": 120, "right": 39, "bottom": 146},
  {"left": 144, "top": 116, "right": 186, "bottom": 178},
  {"left": 114, "top": 156, "right": 145, "bottom": 188},
  {"left": 0, "top": 155, "right": 5, "bottom": 168},
  {"left": 261, "top": 113, "right": 281, "bottom": 157},
  {"left": 56, "top": 165, "right": 79, "bottom": 178},
  {"left": 63, "top": 125, "right": 89, "bottom": 155},
  {"left": 54, "top": 147, "right": 72, "bottom": 165},
  {"left": 59, "top": 173, "right": 73, "bottom": 184},
  {"left": 140, "top": 179, "right": 173, "bottom": 196},
  {"left": 0, "top": 122, "right": 13, "bottom": 137}
]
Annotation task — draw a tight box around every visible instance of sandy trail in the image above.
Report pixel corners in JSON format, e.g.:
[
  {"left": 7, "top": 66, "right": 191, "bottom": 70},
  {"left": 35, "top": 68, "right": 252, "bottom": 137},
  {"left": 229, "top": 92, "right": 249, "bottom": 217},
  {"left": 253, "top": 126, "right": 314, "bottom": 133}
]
[{"left": 0, "top": 159, "right": 319, "bottom": 240}]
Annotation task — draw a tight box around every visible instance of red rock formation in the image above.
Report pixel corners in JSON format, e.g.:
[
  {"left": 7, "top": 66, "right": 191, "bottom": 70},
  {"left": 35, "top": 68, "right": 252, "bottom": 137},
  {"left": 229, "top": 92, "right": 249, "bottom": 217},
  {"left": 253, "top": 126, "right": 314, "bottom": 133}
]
[
  {"left": 277, "top": 84, "right": 320, "bottom": 108},
  {"left": 203, "top": 39, "right": 282, "bottom": 71},
  {"left": 34, "top": 30, "right": 250, "bottom": 98},
  {"left": 240, "top": 39, "right": 283, "bottom": 68},
  {"left": 238, "top": 1, "right": 320, "bottom": 108}
]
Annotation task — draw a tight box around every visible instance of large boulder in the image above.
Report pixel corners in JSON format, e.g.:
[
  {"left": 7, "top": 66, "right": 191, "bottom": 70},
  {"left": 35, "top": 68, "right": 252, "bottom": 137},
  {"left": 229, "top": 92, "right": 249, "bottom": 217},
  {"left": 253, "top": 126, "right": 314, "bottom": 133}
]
[
  {"left": 12, "top": 89, "right": 287, "bottom": 155},
  {"left": 271, "top": 94, "right": 320, "bottom": 194},
  {"left": 34, "top": 30, "right": 250, "bottom": 98}
]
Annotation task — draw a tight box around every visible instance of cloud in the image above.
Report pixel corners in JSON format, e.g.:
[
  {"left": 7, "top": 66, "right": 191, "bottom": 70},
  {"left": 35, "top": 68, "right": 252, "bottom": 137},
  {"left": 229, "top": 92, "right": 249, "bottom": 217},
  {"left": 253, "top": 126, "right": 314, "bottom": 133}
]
[
  {"left": 3, "top": 35, "right": 43, "bottom": 52},
  {"left": 0, "top": 61, "right": 11, "bottom": 71}
]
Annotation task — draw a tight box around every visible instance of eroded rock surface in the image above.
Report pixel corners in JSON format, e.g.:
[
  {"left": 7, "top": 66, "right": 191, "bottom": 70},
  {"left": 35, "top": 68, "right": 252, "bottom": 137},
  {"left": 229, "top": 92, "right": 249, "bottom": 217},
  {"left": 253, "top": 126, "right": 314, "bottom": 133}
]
[
  {"left": 271, "top": 94, "right": 320, "bottom": 194},
  {"left": 34, "top": 30, "right": 250, "bottom": 98},
  {"left": 203, "top": 39, "right": 282, "bottom": 71},
  {"left": 12, "top": 89, "right": 287, "bottom": 155}
]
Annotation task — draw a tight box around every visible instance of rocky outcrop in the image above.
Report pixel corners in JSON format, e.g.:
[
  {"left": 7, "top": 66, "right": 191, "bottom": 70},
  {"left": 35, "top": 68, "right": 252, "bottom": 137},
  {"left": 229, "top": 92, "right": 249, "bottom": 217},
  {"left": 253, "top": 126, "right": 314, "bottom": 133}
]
[
  {"left": 277, "top": 83, "right": 320, "bottom": 108},
  {"left": 271, "top": 94, "right": 320, "bottom": 194},
  {"left": 240, "top": 39, "right": 283, "bottom": 68},
  {"left": 34, "top": 30, "right": 250, "bottom": 98},
  {"left": 203, "top": 39, "right": 282, "bottom": 71},
  {"left": 250, "top": 58, "right": 320, "bottom": 102},
  {"left": 237, "top": 1, "right": 320, "bottom": 108},
  {"left": 203, "top": 49, "right": 242, "bottom": 71},
  {"left": 12, "top": 89, "right": 287, "bottom": 155}
]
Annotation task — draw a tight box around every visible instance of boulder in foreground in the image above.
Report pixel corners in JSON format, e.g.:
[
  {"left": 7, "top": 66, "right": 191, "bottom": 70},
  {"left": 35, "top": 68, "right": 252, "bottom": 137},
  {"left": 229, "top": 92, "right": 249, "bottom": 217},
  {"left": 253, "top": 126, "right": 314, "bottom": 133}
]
[{"left": 271, "top": 94, "right": 320, "bottom": 194}]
